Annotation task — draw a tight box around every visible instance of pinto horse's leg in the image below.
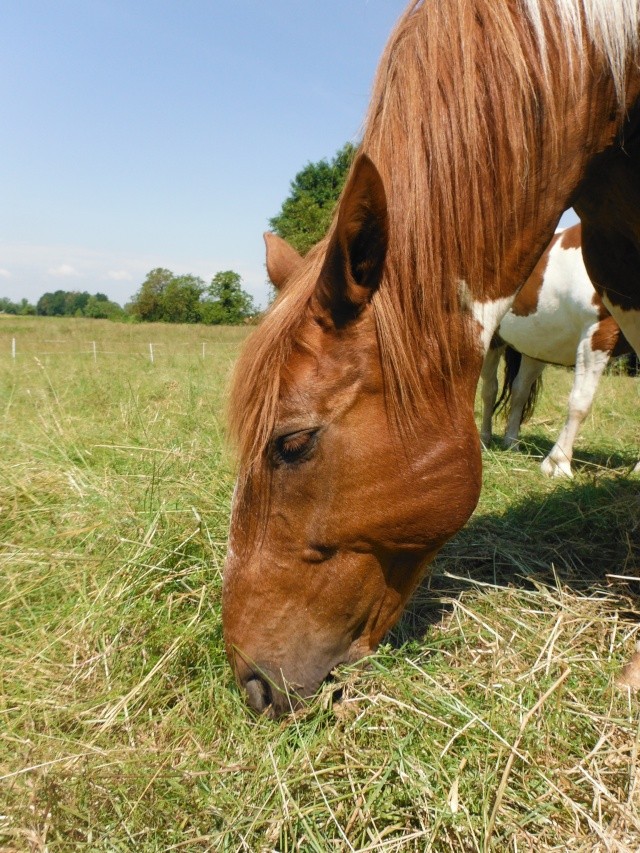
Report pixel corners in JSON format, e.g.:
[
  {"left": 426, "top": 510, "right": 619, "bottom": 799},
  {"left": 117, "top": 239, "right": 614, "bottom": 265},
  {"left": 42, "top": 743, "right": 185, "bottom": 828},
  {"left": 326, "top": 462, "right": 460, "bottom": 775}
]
[
  {"left": 479, "top": 342, "right": 504, "bottom": 447},
  {"left": 503, "top": 355, "right": 545, "bottom": 450},
  {"left": 541, "top": 326, "right": 611, "bottom": 478}
]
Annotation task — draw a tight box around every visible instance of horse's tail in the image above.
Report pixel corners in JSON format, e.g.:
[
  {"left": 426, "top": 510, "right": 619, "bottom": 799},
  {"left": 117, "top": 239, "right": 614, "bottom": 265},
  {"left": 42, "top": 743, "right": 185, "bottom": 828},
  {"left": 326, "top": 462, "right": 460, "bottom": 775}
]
[{"left": 493, "top": 346, "right": 543, "bottom": 424}]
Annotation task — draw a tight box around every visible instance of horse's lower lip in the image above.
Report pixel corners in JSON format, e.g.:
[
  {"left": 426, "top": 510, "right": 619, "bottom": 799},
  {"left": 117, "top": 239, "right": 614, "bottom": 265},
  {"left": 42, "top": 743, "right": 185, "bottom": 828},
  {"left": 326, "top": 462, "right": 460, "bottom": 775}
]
[{"left": 345, "top": 637, "right": 372, "bottom": 664}]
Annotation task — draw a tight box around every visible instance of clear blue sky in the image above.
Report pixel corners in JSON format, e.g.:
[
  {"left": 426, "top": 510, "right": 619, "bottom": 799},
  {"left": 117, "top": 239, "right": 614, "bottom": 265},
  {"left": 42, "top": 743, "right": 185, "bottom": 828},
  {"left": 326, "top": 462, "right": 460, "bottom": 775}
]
[{"left": 1, "top": 0, "right": 577, "bottom": 309}]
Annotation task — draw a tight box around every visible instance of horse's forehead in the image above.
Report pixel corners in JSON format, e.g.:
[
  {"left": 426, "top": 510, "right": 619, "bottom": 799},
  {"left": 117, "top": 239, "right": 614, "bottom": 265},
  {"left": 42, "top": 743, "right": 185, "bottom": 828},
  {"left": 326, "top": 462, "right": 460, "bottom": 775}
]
[
  {"left": 270, "top": 320, "right": 320, "bottom": 407},
  {"left": 280, "top": 343, "right": 318, "bottom": 395},
  {"left": 277, "top": 315, "right": 379, "bottom": 419}
]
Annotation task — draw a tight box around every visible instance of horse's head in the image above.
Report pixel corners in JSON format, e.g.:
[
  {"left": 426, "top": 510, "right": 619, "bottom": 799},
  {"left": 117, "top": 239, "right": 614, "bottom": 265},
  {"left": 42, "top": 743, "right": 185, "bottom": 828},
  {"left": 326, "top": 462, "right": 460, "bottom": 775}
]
[{"left": 222, "top": 155, "right": 482, "bottom": 716}]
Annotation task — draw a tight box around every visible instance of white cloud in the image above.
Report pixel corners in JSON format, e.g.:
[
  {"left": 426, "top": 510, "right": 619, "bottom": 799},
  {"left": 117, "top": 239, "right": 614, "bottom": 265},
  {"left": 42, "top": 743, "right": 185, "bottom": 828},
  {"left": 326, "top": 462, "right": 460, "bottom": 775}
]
[
  {"left": 0, "top": 268, "right": 11, "bottom": 279},
  {"left": 48, "top": 264, "right": 80, "bottom": 278},
  {"left": 105, "top": 270, "right": 133, "bottom": 281}
]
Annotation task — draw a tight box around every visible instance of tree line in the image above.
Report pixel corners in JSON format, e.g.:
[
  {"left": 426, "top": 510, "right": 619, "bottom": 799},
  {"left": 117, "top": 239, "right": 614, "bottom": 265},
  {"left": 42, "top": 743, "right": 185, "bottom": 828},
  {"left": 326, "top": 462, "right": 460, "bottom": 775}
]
[
  {"left": 37, "top": 291, "right": 126, "bottom": 319},
  {"left": 0, "top": 290, "right": 126, "bottom": 318},
  {"left": 127, "top": 269, "right": 254, "bottom": 324},
  {"left": 0, "top": 269, "right": 256, "bottom": 325},
  {"left": 0, "top": 292, "right": 123, "bottom": 318}
]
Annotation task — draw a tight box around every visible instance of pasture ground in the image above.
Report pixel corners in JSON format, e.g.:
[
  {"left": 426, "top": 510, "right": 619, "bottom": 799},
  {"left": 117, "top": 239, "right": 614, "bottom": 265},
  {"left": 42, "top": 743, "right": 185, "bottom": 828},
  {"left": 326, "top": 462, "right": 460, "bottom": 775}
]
[{"left": 0, "top": 316, "right": 638, "bottom": 852}]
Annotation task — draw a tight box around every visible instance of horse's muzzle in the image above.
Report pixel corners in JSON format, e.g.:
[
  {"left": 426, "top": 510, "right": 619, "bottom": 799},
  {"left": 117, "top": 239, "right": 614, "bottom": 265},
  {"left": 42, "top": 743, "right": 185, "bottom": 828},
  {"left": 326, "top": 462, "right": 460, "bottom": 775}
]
[{"left": 237, "top": 663, "right": 306, "bottom": 717}]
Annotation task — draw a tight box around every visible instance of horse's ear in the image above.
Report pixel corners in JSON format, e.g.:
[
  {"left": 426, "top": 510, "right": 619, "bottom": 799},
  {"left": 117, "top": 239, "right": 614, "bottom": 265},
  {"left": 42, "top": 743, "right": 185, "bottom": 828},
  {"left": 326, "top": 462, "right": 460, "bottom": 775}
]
[
  {"left": 264, "top": 233, "right": 303, "bottom": 291},
  {"left": 316, "top": 154, "right": 388, "bottom": 326}
]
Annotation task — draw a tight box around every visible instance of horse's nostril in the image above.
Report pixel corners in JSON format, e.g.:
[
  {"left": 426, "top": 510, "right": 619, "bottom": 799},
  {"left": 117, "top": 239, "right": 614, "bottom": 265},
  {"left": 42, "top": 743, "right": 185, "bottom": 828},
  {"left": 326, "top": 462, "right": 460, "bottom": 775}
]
[{"left": 244, "top": 675, "right": 272, "bottom": 714}]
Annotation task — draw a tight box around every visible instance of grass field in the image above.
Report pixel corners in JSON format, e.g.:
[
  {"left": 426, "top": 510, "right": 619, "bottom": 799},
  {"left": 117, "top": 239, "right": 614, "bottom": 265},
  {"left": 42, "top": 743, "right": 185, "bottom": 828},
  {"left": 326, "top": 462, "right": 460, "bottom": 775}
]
[{"left": 1, "top": 315, "right": 638, "bottom": 852}]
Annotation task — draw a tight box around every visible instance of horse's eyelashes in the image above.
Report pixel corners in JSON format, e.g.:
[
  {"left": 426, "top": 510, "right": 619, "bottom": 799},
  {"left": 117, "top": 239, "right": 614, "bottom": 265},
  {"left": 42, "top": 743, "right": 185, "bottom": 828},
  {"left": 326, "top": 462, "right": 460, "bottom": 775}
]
[{"left": 272, "top": 429, "right": 319, "bottom": 466}]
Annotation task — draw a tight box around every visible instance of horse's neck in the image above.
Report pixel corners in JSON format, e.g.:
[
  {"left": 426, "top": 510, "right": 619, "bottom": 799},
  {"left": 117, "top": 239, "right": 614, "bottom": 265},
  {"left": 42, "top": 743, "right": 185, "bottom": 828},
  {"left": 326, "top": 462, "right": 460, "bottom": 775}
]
[{"left": 492, "top": 79, "right": 640, "bottom": 307}]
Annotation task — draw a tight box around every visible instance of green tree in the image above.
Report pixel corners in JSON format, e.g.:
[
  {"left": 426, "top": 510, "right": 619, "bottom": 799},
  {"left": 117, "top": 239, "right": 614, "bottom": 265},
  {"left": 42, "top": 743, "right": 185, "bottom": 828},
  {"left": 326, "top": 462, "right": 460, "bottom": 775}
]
[
  {"left": 18, "top": 298, "right": 36, "bottom": 315},
  {"left": 0, "top": 296, "right": 35, "bottom": 315},
  {"left": 128, "top": 268, "right": 174, "bottom": 322},
  {"left": 33, "top": 290, "right": 123, "bottom": 318},
  {"left": 268, "top": 142, "right": 357, "bottom": 254},
  {"left": 161, "top": 274, "right": 205, "bottom": 323},
  {"left": 84, "top": 295, "right": 126, "bottom": 320},
  {"left": 64, "top": 291, "right": 91, "bottom": 315},
  {"left": 37, "top": 290, "right": 67, "bottom": 316},
  {"left": 201, "top": 271, "right": 255, "bottom": 324}
]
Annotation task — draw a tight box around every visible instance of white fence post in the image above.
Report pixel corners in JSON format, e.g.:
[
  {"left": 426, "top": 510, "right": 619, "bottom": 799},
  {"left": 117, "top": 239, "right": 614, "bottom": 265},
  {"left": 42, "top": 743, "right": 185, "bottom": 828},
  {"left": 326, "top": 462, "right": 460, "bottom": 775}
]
[
  {"left": 149, "top": 343, "right": 154, "bottom": 364},
  {"left": 11, "top": 337, "right": 16, "bottom": 359},
  {"left": 92, "top": 341, "right": 97, "bottom": 363},
  {"left": 202, "top": 342, "right": 206, "bottom": 359}
]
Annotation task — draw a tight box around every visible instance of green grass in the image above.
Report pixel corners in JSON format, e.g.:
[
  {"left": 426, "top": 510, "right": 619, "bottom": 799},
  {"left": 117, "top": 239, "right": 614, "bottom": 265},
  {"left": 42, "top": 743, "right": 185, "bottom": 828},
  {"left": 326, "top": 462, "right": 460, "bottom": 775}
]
[{"left": 0, "top": 316, "right": 638, "bottom": 851}]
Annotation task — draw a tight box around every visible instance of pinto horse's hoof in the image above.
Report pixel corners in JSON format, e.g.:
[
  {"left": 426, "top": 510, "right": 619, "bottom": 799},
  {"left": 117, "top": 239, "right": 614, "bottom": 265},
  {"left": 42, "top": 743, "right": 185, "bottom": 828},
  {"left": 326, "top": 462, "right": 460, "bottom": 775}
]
[{"left": 541, "top": 456, "right": 573, "bottom": 479}]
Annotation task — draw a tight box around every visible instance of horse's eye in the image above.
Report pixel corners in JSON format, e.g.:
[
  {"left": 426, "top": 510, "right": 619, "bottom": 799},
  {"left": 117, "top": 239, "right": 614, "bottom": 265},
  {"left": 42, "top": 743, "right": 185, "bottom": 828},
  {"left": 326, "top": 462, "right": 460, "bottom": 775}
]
[{"left": 272, "top": 429, "right": 319, "bottom": 466}]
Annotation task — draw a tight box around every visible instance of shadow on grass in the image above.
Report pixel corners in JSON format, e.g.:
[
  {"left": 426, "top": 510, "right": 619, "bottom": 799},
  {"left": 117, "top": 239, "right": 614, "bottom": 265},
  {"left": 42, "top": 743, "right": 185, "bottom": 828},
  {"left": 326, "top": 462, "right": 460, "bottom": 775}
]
[
  {"left": 390, "top": 471, "right": 640, "bottom": 647},
  {"left": 485, "top": 429, "right": 638, "bottom": 473}
]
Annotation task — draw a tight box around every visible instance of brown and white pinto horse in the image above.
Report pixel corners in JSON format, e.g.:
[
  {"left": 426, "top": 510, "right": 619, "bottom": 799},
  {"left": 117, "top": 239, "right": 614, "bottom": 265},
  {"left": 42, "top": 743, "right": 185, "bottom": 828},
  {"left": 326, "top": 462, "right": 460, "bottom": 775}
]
[
  {"left": 480, "top": 223, "right": 636, "bottom": 477},
  {"left": 223, "top": 0, "right": 640, "bottom": 715}
]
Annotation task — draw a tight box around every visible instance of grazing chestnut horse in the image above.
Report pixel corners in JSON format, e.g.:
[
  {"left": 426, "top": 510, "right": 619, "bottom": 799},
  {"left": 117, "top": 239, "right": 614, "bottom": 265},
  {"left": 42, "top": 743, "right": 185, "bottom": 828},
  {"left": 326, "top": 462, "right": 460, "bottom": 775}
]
[
  {"left": 224, "top": 0, "right": 640, "bottom": 715},
  {"left": 480, "top": 223, "right": 635, "bottom": 478}
]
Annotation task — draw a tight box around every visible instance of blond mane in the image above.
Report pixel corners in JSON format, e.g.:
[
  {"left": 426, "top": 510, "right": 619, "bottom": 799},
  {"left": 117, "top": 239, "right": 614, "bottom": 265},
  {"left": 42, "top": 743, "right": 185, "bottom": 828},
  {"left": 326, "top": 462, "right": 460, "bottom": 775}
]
[{"left": 229, "top": 0, "right": 640, "bottom": 474}]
